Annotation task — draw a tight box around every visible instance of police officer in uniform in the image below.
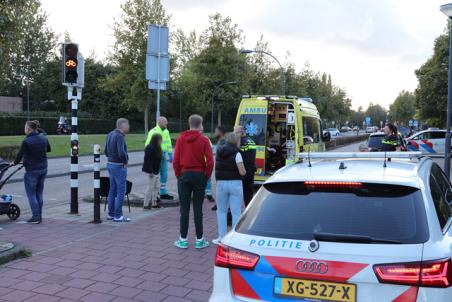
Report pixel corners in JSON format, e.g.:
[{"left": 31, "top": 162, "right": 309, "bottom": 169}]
[
  {"left": 381, "top": 123, "right": 399, "bottom": 152},
  {"left": 234, "top": 126, "right": 257, "bottom": 207}
]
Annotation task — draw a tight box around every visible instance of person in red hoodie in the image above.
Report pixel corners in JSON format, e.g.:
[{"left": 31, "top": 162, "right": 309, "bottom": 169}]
[{"left": 173, "top": 114, "right": 214, "bottom": 249}]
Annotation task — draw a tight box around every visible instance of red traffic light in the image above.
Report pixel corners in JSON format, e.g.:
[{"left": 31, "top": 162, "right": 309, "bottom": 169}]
[{"left": 65, "top": 44, "right": 78, "bottom": 57}]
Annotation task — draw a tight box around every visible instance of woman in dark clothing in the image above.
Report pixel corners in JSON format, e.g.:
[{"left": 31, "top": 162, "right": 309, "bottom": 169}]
[
  {"left": 14, "top": 120, "right": 51, "bottom": 224},
  {"left": 382, "top": 123, "right": 399, "bottom": 152},
  {"left": 142, "top": 134, "right": 163, "bottom": 209}
]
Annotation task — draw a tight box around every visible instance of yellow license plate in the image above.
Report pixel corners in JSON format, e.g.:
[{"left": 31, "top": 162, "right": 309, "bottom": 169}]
[{"left": 274, "top": 277, "right": 356, "bottom": 302}]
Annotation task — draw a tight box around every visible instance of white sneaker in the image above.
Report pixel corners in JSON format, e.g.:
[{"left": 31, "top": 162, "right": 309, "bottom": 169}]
[{"left": 212, "top": 237, "right": 222, "bottom": 245}]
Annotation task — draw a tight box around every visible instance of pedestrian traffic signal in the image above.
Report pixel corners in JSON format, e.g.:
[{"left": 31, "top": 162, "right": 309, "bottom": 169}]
[
  {"left": 63, "top": 43, "right": 79, "bottom": 85},
  {"left": 71, "top": 140, "right": 79, "bottom": 156}
]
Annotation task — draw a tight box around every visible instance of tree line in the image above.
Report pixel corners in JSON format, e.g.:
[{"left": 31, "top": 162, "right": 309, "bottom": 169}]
[{"left": 6, "top": 0, "right": 442, "bottom": 133}]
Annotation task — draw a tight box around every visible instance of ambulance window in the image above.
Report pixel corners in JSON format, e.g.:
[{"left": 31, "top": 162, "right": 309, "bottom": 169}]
[
  {"left": 239, "top": 114, "right": 266, "bottom": 146},
  {"left": 303, "top": 117, "right": 320, "bottom": 144}
]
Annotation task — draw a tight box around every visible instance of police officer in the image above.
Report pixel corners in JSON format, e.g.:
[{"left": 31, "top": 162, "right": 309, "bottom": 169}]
[
  {"left": 382, "top": 123, "right": 399, "bottom": 152},
  {"left": 234, "top": 126, "right": 257, "bottom": 207},
  {"left": 145, "top": 116, "right": 174, "bottom": 200}
]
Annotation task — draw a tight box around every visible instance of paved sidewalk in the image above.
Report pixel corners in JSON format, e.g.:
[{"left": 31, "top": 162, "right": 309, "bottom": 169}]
[{"left": 0, "top": 200, "right": 218, "bottom": 302}]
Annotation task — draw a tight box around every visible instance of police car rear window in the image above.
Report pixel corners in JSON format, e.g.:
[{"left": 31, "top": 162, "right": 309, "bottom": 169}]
[{"left": 236, "top": 183, "right": 429, "bottom": 244}]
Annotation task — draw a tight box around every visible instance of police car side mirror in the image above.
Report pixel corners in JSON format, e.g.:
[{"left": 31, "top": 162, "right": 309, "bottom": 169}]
[{"left": 322, "top": 131, "right": 331, "bottom": 142}]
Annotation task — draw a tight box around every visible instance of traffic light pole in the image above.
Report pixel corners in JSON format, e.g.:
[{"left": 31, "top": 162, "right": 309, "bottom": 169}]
[{"left": 69, "top": 87, "right": 79, "bottom": 215}]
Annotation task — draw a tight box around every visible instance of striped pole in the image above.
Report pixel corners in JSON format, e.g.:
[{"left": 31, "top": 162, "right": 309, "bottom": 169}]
[
  {"left": 93, "top": 144, "right": 101, "bottom": 223},
  {"left": 70, "top": 88, "right": 79, "bottom": 214}
]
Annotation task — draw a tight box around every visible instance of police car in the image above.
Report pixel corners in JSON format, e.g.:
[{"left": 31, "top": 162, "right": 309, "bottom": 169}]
[
  {"left": 210, "top": 152, "right": 452, "bottom": 302},
  {"left": 407, "top": 129, "right": 449, "bottom": 154}
]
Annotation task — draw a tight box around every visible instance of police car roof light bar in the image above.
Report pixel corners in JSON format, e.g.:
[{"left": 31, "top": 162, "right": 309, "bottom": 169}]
[{"left": 298, "top": 152, "right": 423, "bottom": 161}]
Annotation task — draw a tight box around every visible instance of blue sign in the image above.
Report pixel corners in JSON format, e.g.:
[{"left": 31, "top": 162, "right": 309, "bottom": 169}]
[
  {"left": 409, "top": 120, "right": 413, "bottom": 127},
  {"left": 413, "top": 120, "right": 418, "bottom": 128},
  {"left": 365, "top": 116, "right": 372, "bottom": 125},
  {"left": 146, "top": 24, "right": 170, "bottom": 90}
]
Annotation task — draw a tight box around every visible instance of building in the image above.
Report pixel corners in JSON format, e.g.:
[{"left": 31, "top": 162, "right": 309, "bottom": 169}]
[{"left": 0, "top": 96, "right": 22, "bottom": 113}]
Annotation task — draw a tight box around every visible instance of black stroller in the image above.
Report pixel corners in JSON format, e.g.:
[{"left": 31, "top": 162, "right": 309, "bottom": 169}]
[{"left": 0, "top": 158, "right": 22, "bottom": 220}]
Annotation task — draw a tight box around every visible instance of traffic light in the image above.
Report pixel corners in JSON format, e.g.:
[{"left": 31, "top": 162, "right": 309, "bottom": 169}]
[
  {"left": 71, "top": 140, "right": 79, "bottom": 156},
  {"left": 63, "top": 43, "right": 79, "bottom": 85}
]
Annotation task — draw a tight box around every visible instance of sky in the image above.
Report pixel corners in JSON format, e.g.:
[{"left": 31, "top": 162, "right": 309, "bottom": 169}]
[{"left": 40, "top": 0, "right": 448, "bottom": 110}]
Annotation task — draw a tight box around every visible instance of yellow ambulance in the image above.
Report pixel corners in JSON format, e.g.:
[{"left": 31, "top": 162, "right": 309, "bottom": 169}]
[{"left": 234, "top": 95, "right": 329, "bottom": 184}]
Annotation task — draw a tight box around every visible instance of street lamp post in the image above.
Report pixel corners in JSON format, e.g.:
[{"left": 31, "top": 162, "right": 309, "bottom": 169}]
[
  {"left": 441, "top": 3, "right": 452, "bottom": 178},
  {"left": 240, "top": 49, "right": 285, "bottom": 96},
  {"left": 211, "top": 81, "right": 237, "bottom": 135}
]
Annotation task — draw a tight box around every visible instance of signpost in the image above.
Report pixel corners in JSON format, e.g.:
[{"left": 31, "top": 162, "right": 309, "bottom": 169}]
[
  {"left": 365, "top": 116, "right": 372, "bottom": 126},
  {"left": 146, "top": 25, "right": 170, "bottom": 121}
]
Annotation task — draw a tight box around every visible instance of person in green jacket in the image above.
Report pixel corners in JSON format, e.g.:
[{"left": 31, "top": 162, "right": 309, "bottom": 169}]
[{"left": 145, "top": 116, "right": 174, "bottom": 200}]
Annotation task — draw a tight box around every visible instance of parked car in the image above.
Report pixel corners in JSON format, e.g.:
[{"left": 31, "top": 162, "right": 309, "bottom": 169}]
[
  {"left": 365, "top": 126, "right": 377, "bottom": 133},
  {"left": 210, "top": 152, "right": 452, "bottom": 302},
  {"left": 324, "top": 128, "right": 340, "bottom": 137},
  {"left": 407, "top": 129, "right": 450, "bottom": 154},
  {"left": 340, "top": 126, "right": 352, "bottom": 132},
  {"left": 359, "top": 132, "right": 407, "bottom": 152},
  {"left": 352, "top": 126, "right": 360, "bottom": 132}
]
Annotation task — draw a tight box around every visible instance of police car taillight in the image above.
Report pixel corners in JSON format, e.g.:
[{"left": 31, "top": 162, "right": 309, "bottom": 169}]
[
  {"left": 304, "top": 181, "right": 363, "bottom": 189},
  {"left": 374, "top": 258, "right": 452, "bottom": 288},
  {"left": 215, "top": 244, "right": 259, "bottom": 270}
]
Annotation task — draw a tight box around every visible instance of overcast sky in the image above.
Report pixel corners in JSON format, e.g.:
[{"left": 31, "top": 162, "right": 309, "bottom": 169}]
[{"left": 41, "top": 0, "right": 448, "bottom": 109}]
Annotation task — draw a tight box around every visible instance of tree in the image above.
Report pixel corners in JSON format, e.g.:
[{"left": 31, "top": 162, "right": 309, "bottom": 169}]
[
  {"left": 0, "top": 0, "right": 56, "bottom": 97},
  {"left": 365, "top": 103, "right": 387, "bottom": 127},
  {"left": 102, "top": 0, "right": 170, "bottom": 133},
  {"left": 388, "top": 91, "right": 416, "bottom": 125},
  {"left": 175, "top": 13, "right": 247, "bottom": 127},
  {"left": 415, "top": 24, "right": 449, "bottom": 127}
]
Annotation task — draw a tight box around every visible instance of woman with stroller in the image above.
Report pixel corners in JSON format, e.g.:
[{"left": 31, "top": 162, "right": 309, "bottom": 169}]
[
  {"left": 213, "top": 132, "right": 246, "bottom": 245},
  {"left": 14, "top": 120, "right": 51, "bottom": 224},
  {"left": 142, "top": 133, "right": 163, "bottom": 209}
]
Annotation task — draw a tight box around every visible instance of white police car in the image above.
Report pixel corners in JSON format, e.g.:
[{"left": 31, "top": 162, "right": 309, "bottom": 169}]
[{"left": 210, "top": 152, "right": 452, "bottom": 302}]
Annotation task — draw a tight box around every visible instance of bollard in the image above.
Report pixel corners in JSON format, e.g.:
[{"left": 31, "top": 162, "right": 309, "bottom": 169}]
[{"left": 93, "top": 144, "right": 101, "bottom": 223}]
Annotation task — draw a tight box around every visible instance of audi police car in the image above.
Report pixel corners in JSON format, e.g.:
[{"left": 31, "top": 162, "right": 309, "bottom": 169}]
[{"left": 210, "top": 152, "right": 452, "bottom": 302}]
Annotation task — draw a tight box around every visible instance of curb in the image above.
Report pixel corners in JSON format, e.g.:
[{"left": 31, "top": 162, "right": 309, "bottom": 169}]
[
  {"left": 8, "top": 162, "right": 143, "bottom": 184},
  {"left": 0, "top": 242, "right": 26, "bottom": 266}
]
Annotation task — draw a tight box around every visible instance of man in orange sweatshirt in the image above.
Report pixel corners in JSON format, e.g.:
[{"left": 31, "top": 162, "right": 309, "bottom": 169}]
[{"left": 173, "top": 114, "right": 214, "bottom": 249}]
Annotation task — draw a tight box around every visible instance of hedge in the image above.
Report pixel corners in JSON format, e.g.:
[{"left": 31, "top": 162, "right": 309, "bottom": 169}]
[
  {"left": 0, "top": 116, "right": 115, "bottom": 136},
  {"left": 0, "top": 145, "right": 20, "bottom": 161}
]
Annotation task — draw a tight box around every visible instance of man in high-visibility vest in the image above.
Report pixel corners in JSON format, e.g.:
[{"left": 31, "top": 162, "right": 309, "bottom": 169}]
[{"left": 145, "top": 116, "right": 174, "bottom": 200}]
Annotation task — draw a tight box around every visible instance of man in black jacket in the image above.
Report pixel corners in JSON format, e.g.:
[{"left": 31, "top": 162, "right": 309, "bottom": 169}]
[{"left": 234, "top": 126, "right": 257, "bottom": 207}]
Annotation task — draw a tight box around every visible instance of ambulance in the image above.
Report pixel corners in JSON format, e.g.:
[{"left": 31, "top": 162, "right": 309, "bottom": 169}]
[{"left": 234, "top": 95, "right": 330, "bottom": 184}]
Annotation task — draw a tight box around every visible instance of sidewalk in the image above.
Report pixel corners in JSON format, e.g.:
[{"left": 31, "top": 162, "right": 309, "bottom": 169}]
[{"left": 0, "top": 201, "right": 217, "bottom": 302}]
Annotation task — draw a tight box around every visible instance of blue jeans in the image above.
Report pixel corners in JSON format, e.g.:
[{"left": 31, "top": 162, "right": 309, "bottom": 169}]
[
  {"left": 107, "top": 163, "right": 127, "bottom": 219},
  {"left": 205, "top": 178, "right": 212, "bottom": 196},
  {"left": 24, "top": 169, "right": 47, "bottom": 219},
  {"left": 160, "top": 154, "right": 168, "bottom": 195},
  {"left": 216, "top": 180, "right": 243, "bottom": 238}
]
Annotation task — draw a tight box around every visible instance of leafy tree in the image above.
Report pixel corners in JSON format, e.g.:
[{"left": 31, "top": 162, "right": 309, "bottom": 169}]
[
  {"left": 365, "top": 103, "right": 387, "bottom": 127},
  {"left": 388, "top": 91, "right": 416, "bottom": 125},
  {"left": 415, "top": 24, "right": 449, "bottom": 127},
  {"left": 102, "top": 0, "right": 170, "bottom": 133},
  {"left": 0, "top": 0, "right": 56, "bottom": 96}
]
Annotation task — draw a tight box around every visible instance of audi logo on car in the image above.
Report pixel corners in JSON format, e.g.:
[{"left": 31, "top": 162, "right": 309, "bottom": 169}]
[{"left": 295, "top": 260, "right": 329, "bottom": 274}]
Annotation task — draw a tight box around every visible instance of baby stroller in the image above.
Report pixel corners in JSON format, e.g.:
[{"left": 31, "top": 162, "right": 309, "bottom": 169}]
[{"left": 0, "top": 158, "right": 22, "bottom": 220}]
